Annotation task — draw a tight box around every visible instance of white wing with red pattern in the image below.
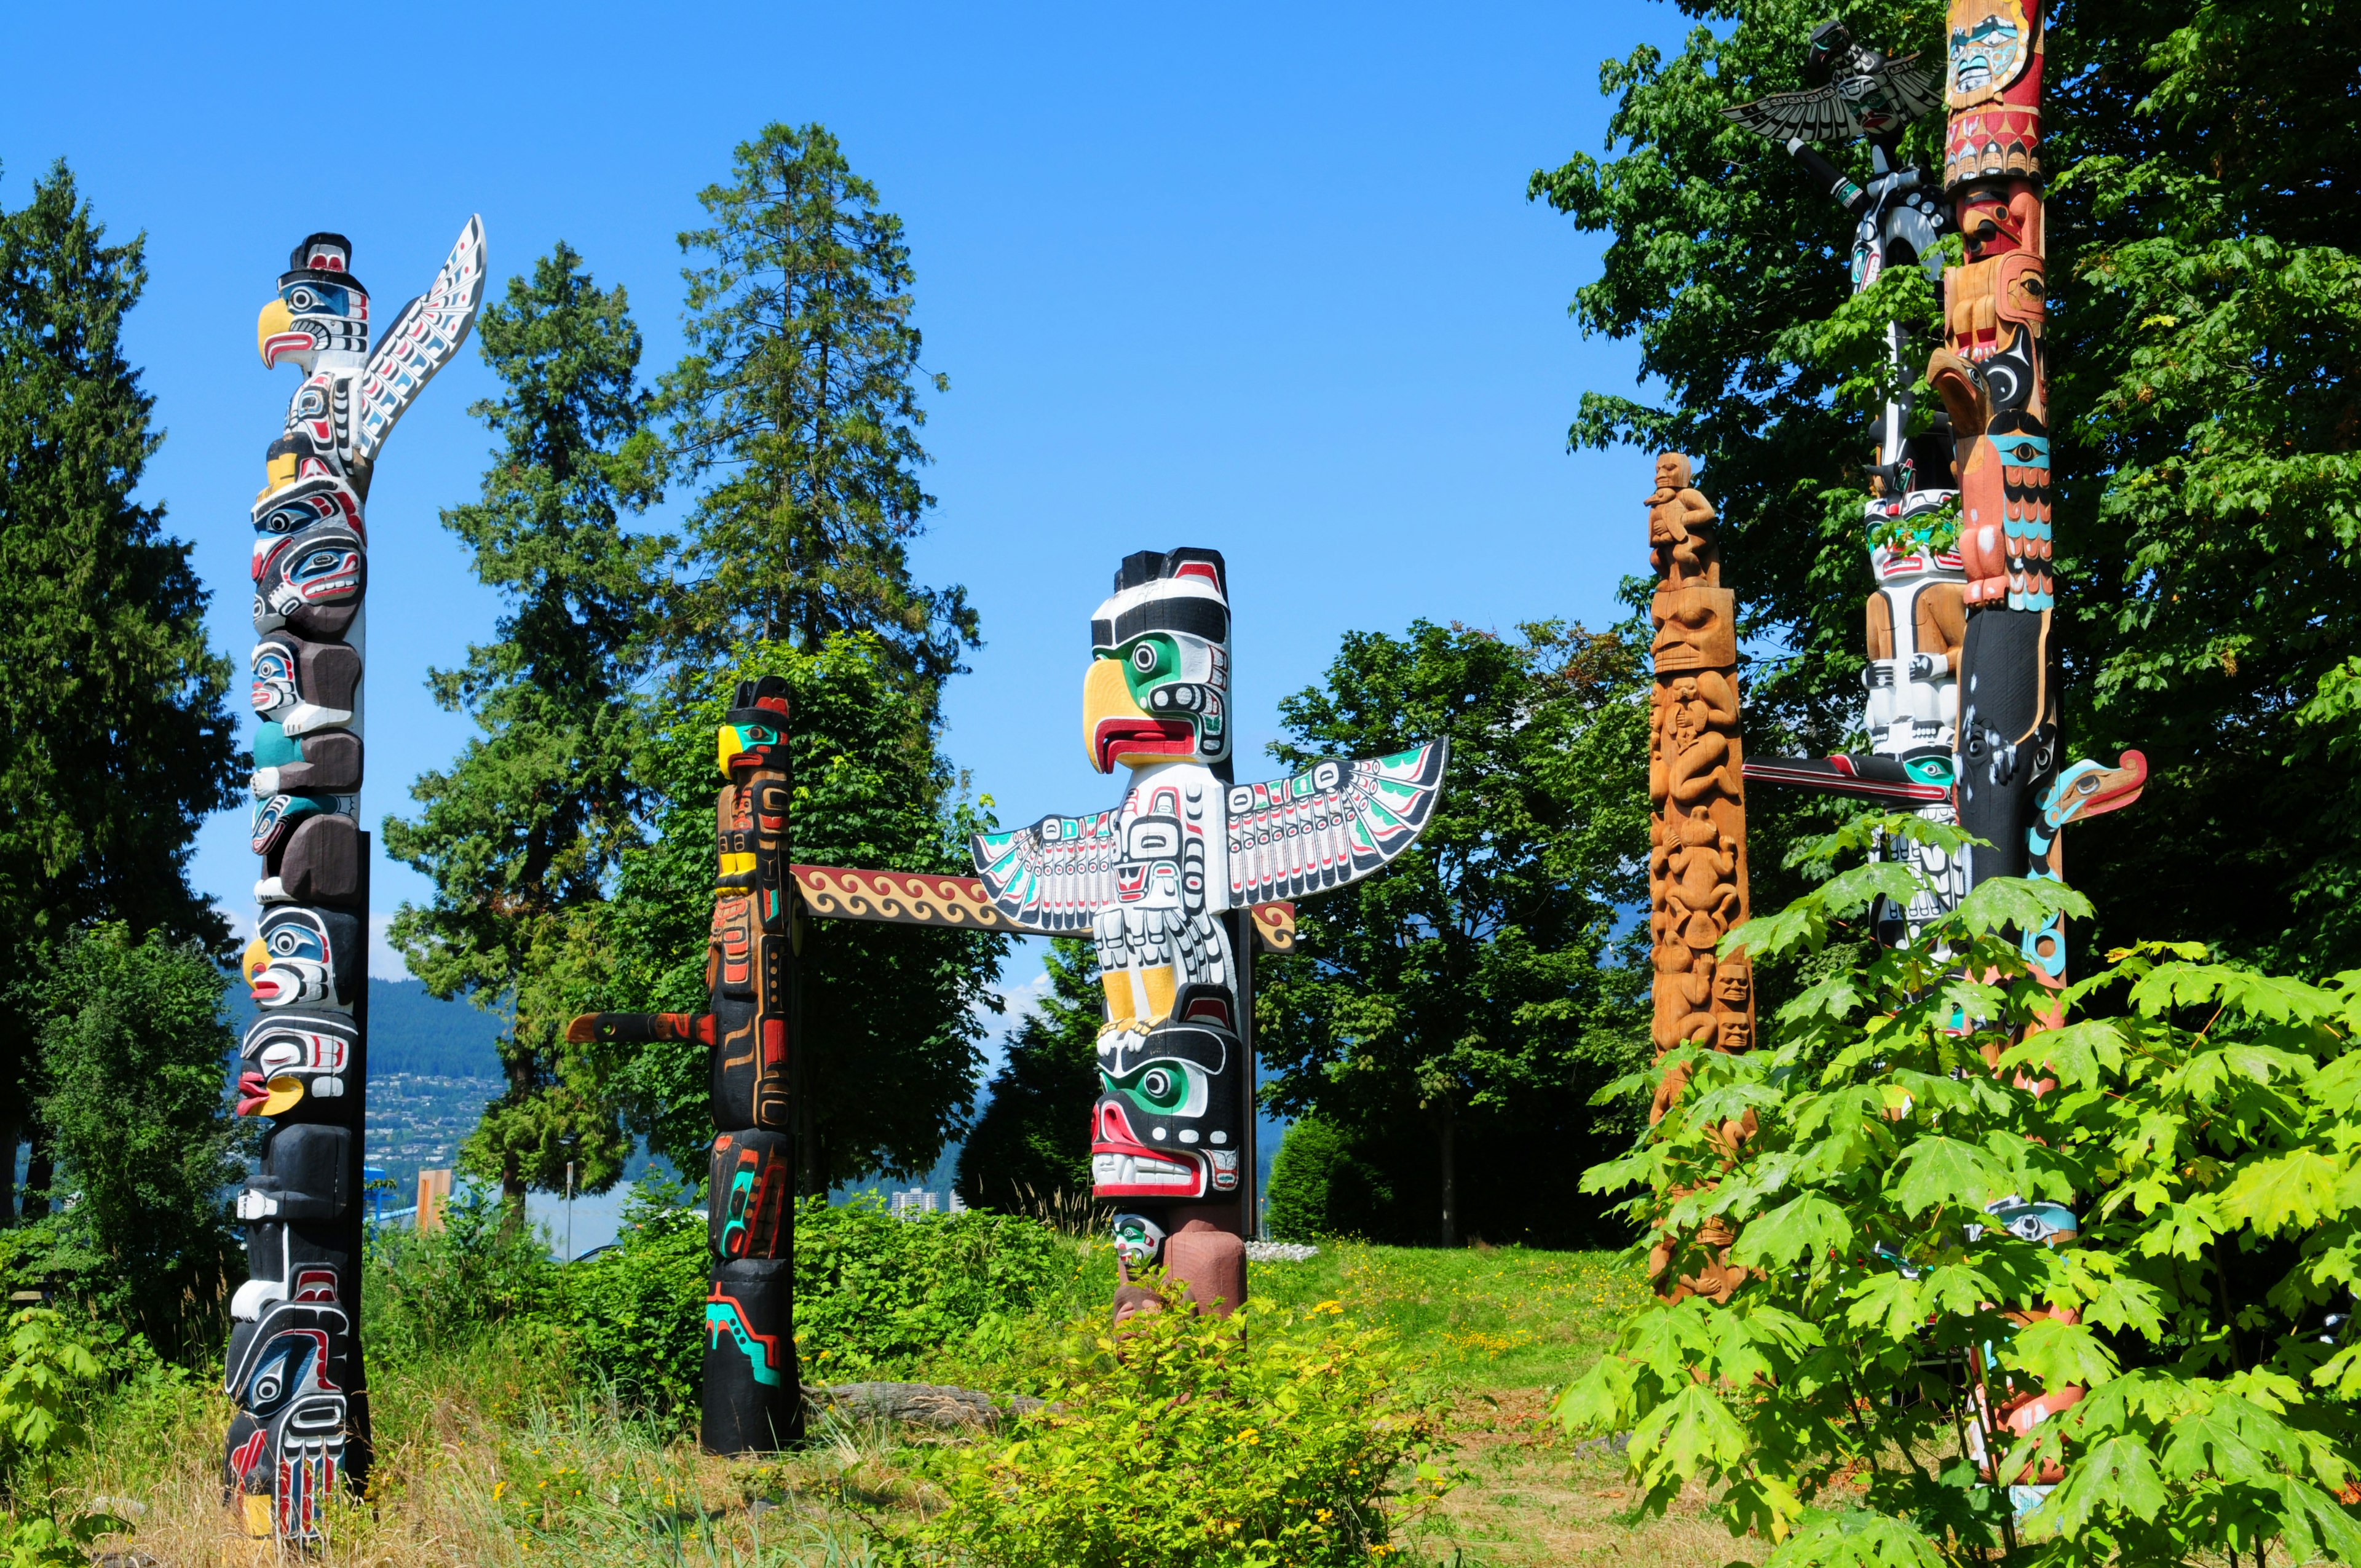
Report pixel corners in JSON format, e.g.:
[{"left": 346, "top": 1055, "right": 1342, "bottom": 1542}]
[
  {"left": 970, "top": 808, "right": 1123, "bottom": 933},
  {"left": 353, "top": 216, "right": 486, "bottom": 475},
  {"left": 1224, "top": 740, "right": 1449, "bottom": 905}
]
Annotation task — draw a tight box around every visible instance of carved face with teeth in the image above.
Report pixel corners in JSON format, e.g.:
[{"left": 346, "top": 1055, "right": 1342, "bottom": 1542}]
[
  {"left": 1083, "top": 549, "right": 1230, "bottom": 774},
  {"left": 1090, "top": 1020, "right": 1243, "bottom": 1199},
  {"left": 253, "top": 522, "right": 365, "bottom": 638},
  {"left": 236, "top": 1012, "right": 354, "bottom": 1117}
]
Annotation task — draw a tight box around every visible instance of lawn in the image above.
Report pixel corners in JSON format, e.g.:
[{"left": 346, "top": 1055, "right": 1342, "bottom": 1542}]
[{"left": 74, "top": 1237, "right": 1752, "bottom": 1567}]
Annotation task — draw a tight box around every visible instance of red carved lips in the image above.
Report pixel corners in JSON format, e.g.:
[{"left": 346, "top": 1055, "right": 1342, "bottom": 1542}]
[
  {"left": 1089, "top": 1101, "right": 1204, "bottom": 1197},
  {"left": 1092, "top": 719, "right": 1194, "bottom": 773}
]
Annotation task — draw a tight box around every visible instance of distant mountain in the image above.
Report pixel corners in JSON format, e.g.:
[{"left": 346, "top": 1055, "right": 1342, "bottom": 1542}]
[{"left": 221, "top": 977, "right": 504, "bottom": 1080}]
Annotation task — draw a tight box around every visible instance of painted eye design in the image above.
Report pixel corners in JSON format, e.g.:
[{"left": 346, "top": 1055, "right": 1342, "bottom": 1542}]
[
  {"left": 288, "top": 287, "right": 317, "bottom": 311},
  {"left": 267, "top": 925, "right": 324, "bottom": 961},
  {"left": 2004, "top": 441, "right": 2044, "bottom": 463},
  {"left": 1108, "top": 1058, "right": 1208, "bottom": 1117},
  {"left": 1131, "top": 644, "right": 1158, "bottom": 673}
]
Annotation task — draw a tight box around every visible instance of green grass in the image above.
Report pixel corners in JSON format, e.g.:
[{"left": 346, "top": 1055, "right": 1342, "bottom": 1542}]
[{"left": 62, "top": 1233, "right": 1748, "bottom": 1567}]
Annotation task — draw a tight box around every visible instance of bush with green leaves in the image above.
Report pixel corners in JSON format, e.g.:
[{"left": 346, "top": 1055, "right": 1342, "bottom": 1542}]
[
  {"left": 1262, "top": 1117, "right": 1392, "bottom": 1243},
  {"left": 891, "top": 1296, "right": 1449, "bottom": 1567},
  {"left": 555, "top": 1188, "right": 1083, "bottom": 1408},
  {"left": 557, "top": 1179, "right": 709, "bottom": 1410},
  {"left": 1559, "top": 815, "right": 2361, "bottom": 1566},
  {"left": 0, "top": 1308, "right": 121, "bottom": 1564},
  {"left": 365, "top": 1181, "right": 560, "bottom": 1366}
]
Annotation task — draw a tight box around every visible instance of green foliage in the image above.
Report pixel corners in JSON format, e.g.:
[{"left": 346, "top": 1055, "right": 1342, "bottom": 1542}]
[
  {"left": 661, "top": 121, "right": 976, "bottom": 697},
  {"left": 0, "top": 1307, "right": 119, "bottom": 1562},
  {"left": 1560, "top": 814, "right": 2361, "bottom": 1565},
  {"left": 1255, "top": 619, "right": 1651, "bottom": 1246},
  {"left": 0, "top": 161, "right": 238, "bottom": 960},
  {"left": 794, "top": 1197, "right": 1070, "bottom": 1381},
  {"left": 386, "top": 244, "right": 668, "bottom": 1213},
  {"left": 365, "top": 1181, "right": 560, "bottom": 1368},
  {"left": 603, "top": 633, "right": 1005, "bottom": 1189},
  {"left": 0, "top": 161, "right": 238, "bottom": 1226},
  {"left": 556, "top": 1178, "right": 708, "bottom": 1411},
  {"left": 890, "top": 1297, "right": 1449, "bottom": 1568},
  {"left": 10, "top": 924, "right": 239, "bottom": 1359},
  {"left": 957, "top": 938, "right": 1101, "bottom": 1212},
  {"left": 1262, "top": 1117, "right": 1392, "bottom": 1243},
  {"left": 1529, "top": 0, "right": 2361, "bottom": 965}
]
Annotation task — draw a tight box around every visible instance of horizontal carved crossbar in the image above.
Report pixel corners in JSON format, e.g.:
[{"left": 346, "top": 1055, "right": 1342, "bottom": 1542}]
[{"left": 790, "top": 865, "right": 1297, "bottom": 952}]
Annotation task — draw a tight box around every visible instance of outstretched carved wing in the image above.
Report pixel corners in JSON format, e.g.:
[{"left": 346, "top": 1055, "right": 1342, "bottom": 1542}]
[
  {"left": 353, "top": 215, "right": 486, "bottom": 475},
  {"left": 1227, "top": 740, "right": 1449, "bottom": 905},
  {"left": 971, "top": 810, "right": 1123, "bottom": 933},
  {"left": 1723, "top": 58, "right": 1940, "bottom": 145}
]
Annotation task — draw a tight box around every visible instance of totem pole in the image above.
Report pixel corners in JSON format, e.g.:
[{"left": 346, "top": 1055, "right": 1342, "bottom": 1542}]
[
  {"left": 1643, "top": 457, "right": 1756, "bottom": 1302},
  {"left": 227, "top": 223, "right": 485, "bottom": 1543},
  {"left": 582, "top": 547, "right": 1445, "bottom": 1438},
  {"left": 1724, "top": 9, "right": 2151, "bottom": 1518},
  {"left": 568, "top": 678, "right": 804, "bottom": 1453}
]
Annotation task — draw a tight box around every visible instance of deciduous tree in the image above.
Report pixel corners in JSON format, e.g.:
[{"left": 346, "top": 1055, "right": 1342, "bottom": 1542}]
[{"left": 1254, "top": 620, "right": 1651, "bottom": 1247}]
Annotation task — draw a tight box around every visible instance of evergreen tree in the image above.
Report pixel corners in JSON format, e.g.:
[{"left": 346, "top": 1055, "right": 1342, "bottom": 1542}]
[
  {"left": 0, "top": 162, "right": 239, "bottom": 1221},
  {"left": 1262, "top": 1115, "right": 1393, "bottom": 1243},
  {"left": 662, "top": 122, "right": 978, "bottom": 702},
  {"left": 384, "top": 245, "right": 666, "bottom": 1219},
  {"left": 606, "top": 634, "right": 1005, "bottom": 1194},
  {"left": 956, "top": 938, "right": 1102, "bottom": 1211},
  {"left": 1254, "top": 620, "right": 1651, "bottom": 1247},
  {"left": 17, "top": 923, "right": 241, "bottom": 1360},
  {"left": 1528, "top": 0, "right": 2361, "bottom": 970}
]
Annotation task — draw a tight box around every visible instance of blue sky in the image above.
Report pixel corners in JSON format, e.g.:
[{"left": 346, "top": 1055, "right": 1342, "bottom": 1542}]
[{"left": 0, "top": 0, "right": 1682, "bottom": 1028}]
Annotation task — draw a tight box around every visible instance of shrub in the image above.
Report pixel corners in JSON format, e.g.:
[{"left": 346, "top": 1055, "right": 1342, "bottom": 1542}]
[
  {"left": 0, "top": 1308, "right": 121, "bottom": 1564},
  {"left": 558, "top": 1180, "right": 708, "bottom": 1409},
  {"left": 365, "top": 1181, "right": 560, "bottom": 1366},
  {"left": 553, "top": 1189, "right": 1083, "bottom": 1409},
  {"left": 795, "top": 1196, "right": 1072, "bottom": 1379},
  {"left": 892, "top": 1296, "right": 1449, "bottom": 1567},
  {"left": 1562, "top": 815, "right": 2361, "bottom": 1566},
  {"left": 1262, "top": 1117, "right": 1391, "bottom": 1242}
]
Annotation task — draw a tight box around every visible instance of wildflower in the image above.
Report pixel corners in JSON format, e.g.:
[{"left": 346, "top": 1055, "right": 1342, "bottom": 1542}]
[{"left": 493, "top": 1481, "right": 507, "bottom": 1501}]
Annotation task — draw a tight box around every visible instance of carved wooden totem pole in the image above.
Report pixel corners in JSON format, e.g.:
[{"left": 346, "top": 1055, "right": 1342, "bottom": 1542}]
[
  {"left": 1644, "top": 457, "right": 1755, "bottom": 1302},
  {"left": 567, "top": 550, "right": 1447, "bottom": 1446},
  {"left": 569, "top": 679, "right": 803, "bottom": 1452},
  {"left": 228, "top": 222, "right": 484, "bottom": 1543},
  {"left": 1723, "top": 7, "right": 2152, "bottom": 1517}
]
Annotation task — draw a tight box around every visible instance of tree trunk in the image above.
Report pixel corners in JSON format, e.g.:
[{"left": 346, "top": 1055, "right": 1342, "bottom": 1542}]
[
  {"left": 1437, "top": 1102, "right": 1458, "bottom": 1248},
  {"left": 22, "top": 1127, "right": 53, "bottom": 1222},
  {"left": 0, "top": 1109, "right": 18, "bottom": 1227}
]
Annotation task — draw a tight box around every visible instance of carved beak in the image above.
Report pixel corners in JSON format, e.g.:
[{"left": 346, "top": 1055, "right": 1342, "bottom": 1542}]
[
  {"left": 1083, "top": 657, "right": 1192, "bottom": 774},
  {"left": 257, "top": 296, "right": 307, "bottom": 367}
]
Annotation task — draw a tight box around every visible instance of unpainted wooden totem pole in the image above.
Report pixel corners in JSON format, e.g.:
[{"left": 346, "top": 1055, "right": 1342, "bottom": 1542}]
[
  {"left": 227, "top": 222, "right": 485, "bottom": 1543},
  {"left": 1644, "top": 455, "right": 1756, "bottom": 1303}
]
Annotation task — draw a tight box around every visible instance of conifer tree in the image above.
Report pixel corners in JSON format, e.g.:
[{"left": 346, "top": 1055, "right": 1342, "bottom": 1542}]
[
  {"left": 0, "top": 162, "right": 239, "bottom": 1221},
  {"left": 385, "top": 245, "right": 666, "bottom": 1219},
  {"left": 661, "top": 122, "right": 978, "bottom": 704}
]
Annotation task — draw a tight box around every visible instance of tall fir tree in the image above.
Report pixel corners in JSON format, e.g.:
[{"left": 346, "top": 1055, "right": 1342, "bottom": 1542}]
[
  {"left": 661, "top": 121, "right": 978, "bottom": 703},
  {"left": 0, "top": 162, "right": 239, "bottom": 1222},
  {"left": 384, "top": 245, "right": 667, "bottom": 1219},
  {"left": 956, "top": 938, "right": 1102, "bottom": 1211},
  {"left": 1528, "top": 0, "right": 2361, "bottom": 970},
  {"left": 1253, "top": 620, "right": 1652, "bottom": 1247}
]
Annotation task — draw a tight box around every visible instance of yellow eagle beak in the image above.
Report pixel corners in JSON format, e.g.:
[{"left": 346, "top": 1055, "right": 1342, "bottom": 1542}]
[
  {"left": 240, "top": 938, "right": 268, "bottom": 986},
  {"left": 256, "top": 297, "right": 294, "bottom": 366},
  {"left": 1082, "top": 657, "right": 1149, "bottom": 774},
  {"left": 716, "top": 724, "right": 745, "bottom": 778}
]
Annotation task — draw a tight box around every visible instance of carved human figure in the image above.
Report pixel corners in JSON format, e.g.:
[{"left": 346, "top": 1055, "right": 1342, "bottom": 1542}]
[{"left": 1647, "top": 454, "right": 1719, "bottom": 588}]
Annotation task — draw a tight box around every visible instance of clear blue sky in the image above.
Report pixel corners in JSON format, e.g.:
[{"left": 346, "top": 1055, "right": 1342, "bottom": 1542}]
[{"left": 1, "top": 0, "right": 1681, "bottom": 1023}]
